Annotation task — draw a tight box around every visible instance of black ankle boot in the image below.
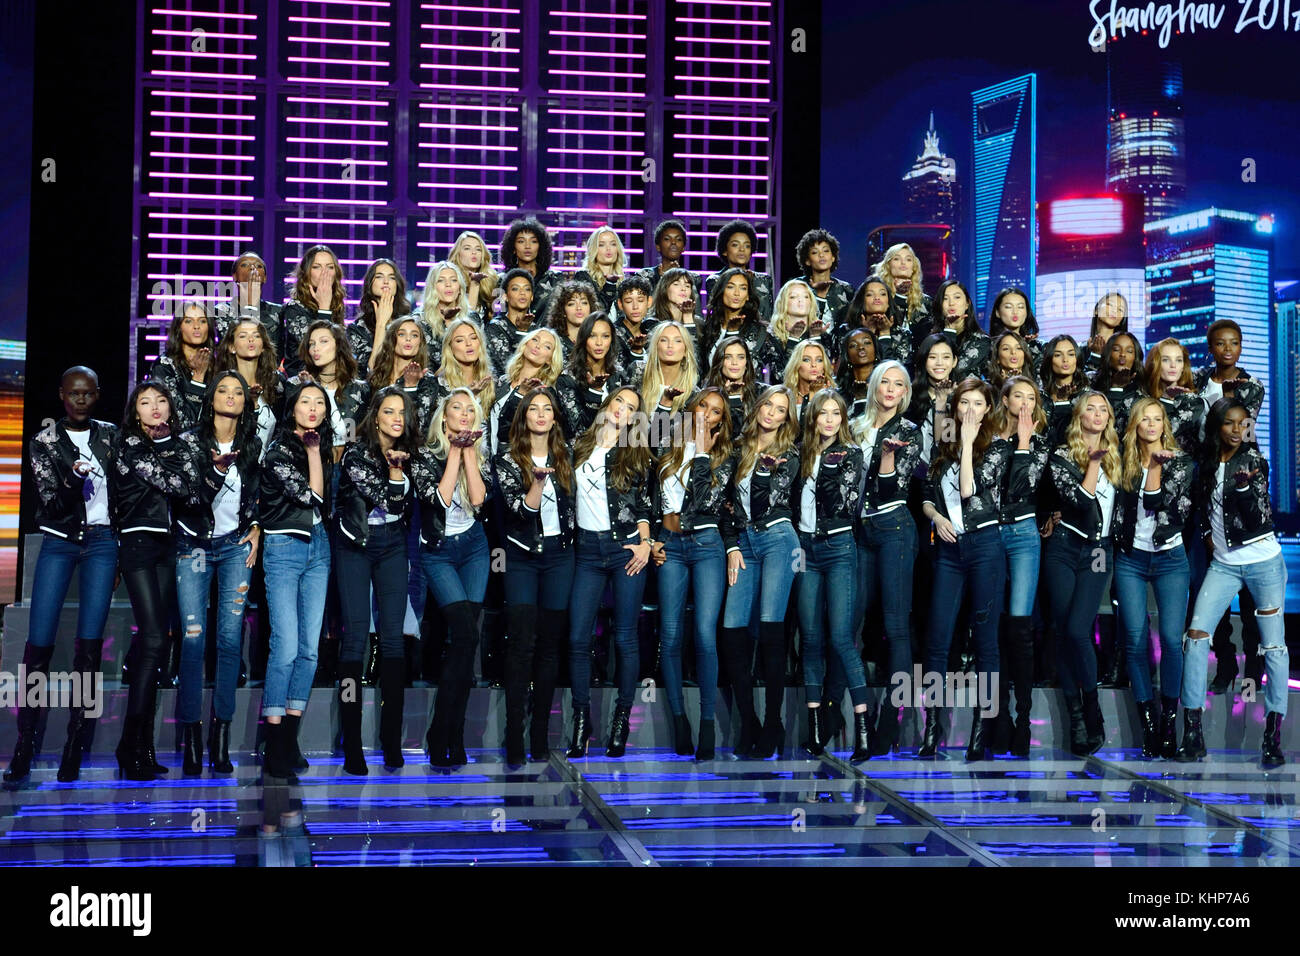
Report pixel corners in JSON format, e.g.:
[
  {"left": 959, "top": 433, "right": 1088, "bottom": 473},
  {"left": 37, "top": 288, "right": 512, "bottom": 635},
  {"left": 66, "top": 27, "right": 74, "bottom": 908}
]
[
  {"left": 821, "top": 697, "right": 845, "bottom": 745},
  {"left": 208, "top": 719, "right": 234, "bottom": 774},
  {"left": 735, "top": 715, "right": 761, "bottom": 758},
  {"left": 261, "top": 720, "right": 298, "bottom": 781},
  {"left": 1158, "top": 697, "right": 1179, "bottom": 759},
  {"left": 115, "top": 715, "right": 155, "bottom": 782},
  {"left": 1175, "top": 708, "right": 1206, "bottom": 762},
  {"left": 871, "top": 705, "right": 900, "bottom": 756},
  {"left": 1137, "top": 700, "right": 1159, "bottom": 758},
  {"left": 750, "top": 718, "right": 784, "bottom": 759},
  {"left": 1262, "top": 712, "right": 1285, "bottom": 768},
  {"left": 6, "top": 645, "right": 55, "bottom": 786},
  {"left": 1209, "top": 652, "right": 1238, "bottom": 695},
  {"left": 1007, "top": 614, "right": 1034, "bottom": 758},
  {"left": 1065, "top": 691, "right": 1089, "bottom": 756},
  {"left": 695, "top": 719, "right": 715, "bottom": 761},
  {"left": 140, "top": 706, "right": 168, "bottom": 776},
  {"left": 1081, "top": 690, "right": 1105, "bottom": 755},
  {"left": 918, "top": 707, "right": 945, "bottom": 758},
  {"left": 182, "top": 722, "right": 203, "bottom": 775},
  {"left": 338, "top": 662, "right": 368, "bottom": 776},
  {"left": 606, "top": 704, "right": 631, "bottom": 758},
  {"left": 282, "top": 713, "right": 308, "bottom": 771},
  {"left": 805, "top": 706, "right": 826, "bottom": 757},
  {"left": 850, "top": 709, "right": 873, "bottom": 763},
  {"left": 379, "top": 658, "right": 406, "bottom": 769},
  {"left": 672, "top": 713, "right": 694, "bottom": 757},
  {"left": 566, "top": 705, "right": 591, "bottom": 758},
  {"left": 965, "top": 709, "right": 990, "bottom": 762}
]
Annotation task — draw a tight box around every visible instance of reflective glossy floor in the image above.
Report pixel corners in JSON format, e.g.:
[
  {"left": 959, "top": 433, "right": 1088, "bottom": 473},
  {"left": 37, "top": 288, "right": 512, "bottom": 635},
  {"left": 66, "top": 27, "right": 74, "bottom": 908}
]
[{"left": 3, "top": 736, "right": 1296, "bottom": 866}]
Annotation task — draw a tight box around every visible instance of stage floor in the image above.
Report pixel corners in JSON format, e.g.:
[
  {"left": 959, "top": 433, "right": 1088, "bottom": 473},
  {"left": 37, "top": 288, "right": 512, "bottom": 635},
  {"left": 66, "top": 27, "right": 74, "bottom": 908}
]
[{"left": 2, "top": 742, "right": 1295, "bottom": 867}]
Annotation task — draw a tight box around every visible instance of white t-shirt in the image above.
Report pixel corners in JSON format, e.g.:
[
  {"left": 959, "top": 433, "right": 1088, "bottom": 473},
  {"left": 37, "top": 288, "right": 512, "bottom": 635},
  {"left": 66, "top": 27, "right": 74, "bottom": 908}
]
[
  {"left": 1132, "top": 466, "right": 1182, "bottom": 552},
  {"left": 798, "top": 454, "right": 820, "bottom": 533},
  {"left": 255, "top": 399, "right": 275, "bottom": 460},
  {"left": 736, "top": 463, "right": 754, "bottom": 523},
  {"left": 65, "top": 428, "right": 110, "bottom": 527},
  {"left": 211, "top": 440, "right": 242, "bottom": 536},
  {"left": 661, "top": 442, "right": 697, "bottom": 515},
  {"left": 1209, "top": 463, "right": 1281, "bottom": 565},
  {"left": 1201, "top": 378, "right": 1224, "bottom": 407},
  {"left": 368, "top": 474, "right": 409, "bottom": 526},
  {"left": 322, "top": 383, "right": 346, "bottom": 447},
  {"left": 941, "top": 463, "right": 965, "bottom": 536},
  {"left": 442, "top": 483, "right": 476, "bottom": 536},
  {"left": 576, "top": 444, "right": 611, "bottom": 532},
  {"left": 1096, "top": 470, "right": 1115, "bottom": 538},
  {"left": 533, "top": 454, "right": 561, "bottom": 537}
]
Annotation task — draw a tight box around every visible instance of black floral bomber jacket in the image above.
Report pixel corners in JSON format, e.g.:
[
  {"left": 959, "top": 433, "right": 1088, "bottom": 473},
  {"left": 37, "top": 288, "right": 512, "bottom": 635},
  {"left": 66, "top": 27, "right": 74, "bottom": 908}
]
[
  {"left": 923, "top": 440, "right": 1011, "bottom": 534},
  {"left": 1111, "top": 450, "right": 1193, "bottom": 554},
  {"left": 495, "top": 448, "right": 576, "bottom": 552},
  {"left": 1200, "top": 444, "right": 1275, "bottom": 550},
  {"left": 723, "top": 448, "right": 801, "bottom": 553},
  {"left": 30, "top": 419, "right": 119, "bottom": 541},
  {"left": 790, "top": 442, "right": 863, "bottom": 538}
]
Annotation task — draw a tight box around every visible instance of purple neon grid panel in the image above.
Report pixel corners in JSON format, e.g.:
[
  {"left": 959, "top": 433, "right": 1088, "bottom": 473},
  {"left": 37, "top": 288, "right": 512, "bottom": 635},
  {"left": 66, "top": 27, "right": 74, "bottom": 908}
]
[
  {"left": 543, "top": 0, "right": 649, "bottom": 99},
  {"left": 146, "top": 1, "right": 263, "bottom": 83},
  {"left": 414, "top": 1, "right": 523, "bottom": 93},
  {"left": 541, "top": 105, "right": 651, "bottom": 226}
]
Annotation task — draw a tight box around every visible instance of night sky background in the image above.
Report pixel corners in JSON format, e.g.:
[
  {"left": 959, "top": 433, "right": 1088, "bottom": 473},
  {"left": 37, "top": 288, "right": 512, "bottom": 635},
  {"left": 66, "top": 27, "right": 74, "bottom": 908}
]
[{"left": 819, "top": 0, "right": 1300, "bottom": 281}]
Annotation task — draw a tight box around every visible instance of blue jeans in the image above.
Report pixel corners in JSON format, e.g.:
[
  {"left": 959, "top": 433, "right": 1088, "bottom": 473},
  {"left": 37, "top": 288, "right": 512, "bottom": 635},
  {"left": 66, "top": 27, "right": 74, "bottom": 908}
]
[
  {"left": 853, "top": 508, "right": 917, "bottom": 692},
  {"left": 798, "top": 531, "right": 868, "bottom": 706},
  {"left": 175, "top": 532, "right": 252, "bottom": 723},
  {"left": 657, "top": 528, "right": 725, "bottom": 720},
  {"left": 503, "top": 539, "right": 574, "bottom": 610},
  {"left": 1000, "top": 519, "right": 1041, "bottom": 617},
  {"left": 1183, "top": 552, "right": 1289, "bottom": 715},
  {"left": 926, "top": 525, "right": 1006, "bottom": 680},
  {"left": 336, "top": 522, "right": 409, "bottom": 663},
  {"left": 262, "top": 525, "right": 331, "bottom": 717},
  {"left": 1042, "top": 529, "right": 1112, "bottom": 696},
  {"left": 723, "top": 522, "right": 800, "bottom": 628},
  {"left": 26, "top": 527, "right": 118, "bottom": 649},
  {"left": 419, "top": 522, "right": 490, "bottom": 608},
  {"left": 1114, "top": 547, "right": 1188, "bottom": 703},
  {"left": 568, "top": 530, "right": 649, "bottom": 708}
]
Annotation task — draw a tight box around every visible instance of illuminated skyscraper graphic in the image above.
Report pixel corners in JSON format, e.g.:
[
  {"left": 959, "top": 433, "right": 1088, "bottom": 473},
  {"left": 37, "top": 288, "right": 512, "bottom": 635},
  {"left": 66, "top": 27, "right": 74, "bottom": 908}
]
[
  {"left": 1107, "top": 49, "right": 1185, "bottom": 223},
  {"left": 1145, "top": 208, "right": 1275, "bottom": 494},
  {"left": 1273, "top": 281, "right": 1300, "bottom": 515},
  {"left": 971, "top": 74, "right": 1036, "bottom": 318},
  {"left": 903, "top": 112, "right": 958, "bottom": 228}
]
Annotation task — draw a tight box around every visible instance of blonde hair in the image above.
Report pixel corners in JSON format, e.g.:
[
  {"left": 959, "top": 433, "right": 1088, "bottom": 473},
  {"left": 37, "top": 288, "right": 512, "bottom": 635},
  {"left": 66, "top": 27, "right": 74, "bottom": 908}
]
[
  {"left": 1063, "top": 389, "right": 1121, "bottom": 484},
  {"left": 419, "top": 260, "right": 473, "bottom": 341},
  {"left": 782, "top": 338, "right": 830, "bottom": 394},
  {"left": 769, "top": 278, "right": 817, "bottom": 347},
  {"left": 504, "top": 327, "right": 564, "bottom": 387},
  {"left": 736, "top": 385, "right": 799, "bottom": 482},
  {"left": 1120, "top": 396, "right": 1180, "bottom": 491},
  {"left": 449, "top": 231, "right": 499, "bottom": 303},
  {"left": 872, "top": 243, "right": 925, "bottom": 319},
  {"left": 851, "top": 360, "right": 912, "bottom": 442},
  {"left": 427, "top": 386, "right": 490, "bottom": 505},
  {"left": 641, "top": 321, "right": 699, "bottom": 418},
  {"left": 580, "top": 227, "right": 627, "bottom": 291},
  {"left": 437, "top": 317, "right": 495, "bottom": 413}
]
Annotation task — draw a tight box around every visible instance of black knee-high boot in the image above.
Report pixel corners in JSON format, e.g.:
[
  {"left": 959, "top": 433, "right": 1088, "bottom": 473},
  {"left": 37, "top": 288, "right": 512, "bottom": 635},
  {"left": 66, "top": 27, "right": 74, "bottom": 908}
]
[
  {"left": 503, "top": 604, "right": 537, "bottom": 766},
  {"left": 57, "top": 638, "right": 104, "bottom": 783},
  {"left": 531, "top": 609, "right": 563, "bottom": 760},
  {"left": 378, "top": 656, "right": 406, "bottom": 769},
  {"left": 1007, "top": 616, "right": 1035, "bottom": 757},
  {"left": 752, "top": 621, "right": 786, "bottom": 758},
  {"left": 4, "top": 643, "right": 55, "bottom": 785},
  {"left": 338, "top": 660, "right": 367, "bottom": 776},
  {"left": 449, "top": 603, "right": 483, "bottom": 764},
  {"left": 719, "top": 626, "right": 760, "bottom": 755},
  {"left": 427, "top": 601, "right": 477, "bottom": 766}
]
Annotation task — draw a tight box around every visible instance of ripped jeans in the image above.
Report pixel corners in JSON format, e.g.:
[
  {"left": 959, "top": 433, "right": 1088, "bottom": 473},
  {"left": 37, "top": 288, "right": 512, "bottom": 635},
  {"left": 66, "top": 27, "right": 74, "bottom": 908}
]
[
  {"left": 175, "top": 532, "right": 253, "bottom": 723},
  {"left": 1183, "top": 552, "right": 1288, "bottom": 715}
]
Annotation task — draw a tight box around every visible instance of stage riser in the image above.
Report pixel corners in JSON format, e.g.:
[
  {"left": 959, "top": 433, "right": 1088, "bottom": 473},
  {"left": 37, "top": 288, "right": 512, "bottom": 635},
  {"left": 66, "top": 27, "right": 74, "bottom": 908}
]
[{"left": 1, "top": 687, "right": 1295, "bottom": 756}]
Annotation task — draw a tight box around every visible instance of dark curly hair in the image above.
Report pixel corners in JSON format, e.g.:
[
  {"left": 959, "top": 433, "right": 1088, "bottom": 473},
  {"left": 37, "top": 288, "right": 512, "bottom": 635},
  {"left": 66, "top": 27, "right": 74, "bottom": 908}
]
[
  {"left": 795, "top": 228, "right": 841, "bottom": 276},
  {"left": 714, "top": 219, "right": 758, "bottom": 263},
  {"left": 653, "top": 218, "right": 687, "bottom": 244},
  {"left": 500, "top": 217, "right": 554, "bottom": 276},
  {"left": 615, "top": 273, "right": 653, "bottom": 302},
  {"left": 1089, "top": 331, "right": 1144, "bottom": 391},
  {"left": 702, "top": 267, "right": 760, "bottom": 359},
  {"left": 1037, "top": 334, "right": 1090, "bottom": 399}
]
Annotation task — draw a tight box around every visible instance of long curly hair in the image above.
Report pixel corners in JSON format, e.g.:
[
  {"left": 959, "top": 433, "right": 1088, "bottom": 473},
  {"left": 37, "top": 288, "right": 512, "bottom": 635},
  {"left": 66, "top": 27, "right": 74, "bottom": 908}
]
[
  {"left": 657, "top": 386, "right": 734, "bottom": 488},
  {"left": 508, "top": 386, "right": 573, "bottom": 495},
  {"left": 735, "top": 385, "right": 799, "bottom": 482},
  {"left": 437, "top": 317, "right": 495, "bottom": 413},
  {"left": 872, "top": 243, "right": 925, "bottom": 319},
  {"left": 427, "top": 386, "right": 490, "bottom": 504},
  {"left": 1063, "top": 389, "right": 1121, "bottom": 483},
  {"left": 987, "top": 330, "right": 1032, "bottom": 391},
  {"left": 449, "top": 230, "right": 499, "bottom": 302},
  {"left": 1120, "top": 396, "right": 1179, "bottom": 491},
  {"left": 931, "top": 378, "right": 999, "bottom": 477},
  {"left": 545, "top": 279, "right": 599, "bottom": 340},
  {"left": 291, "top": 245, "right": 346, "bottom": 322},
  {"left": 702, "top": 267, "right": 760, "bottom": 358},
  {"left": 300, "top": 319, "right": 360, "bottom": 389},
  {"left": 500, "top": 217, "right": 554, "bottom": 275},
  {"left": 1090, "top": 331, "right": 1143, "bottom": 390}
]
